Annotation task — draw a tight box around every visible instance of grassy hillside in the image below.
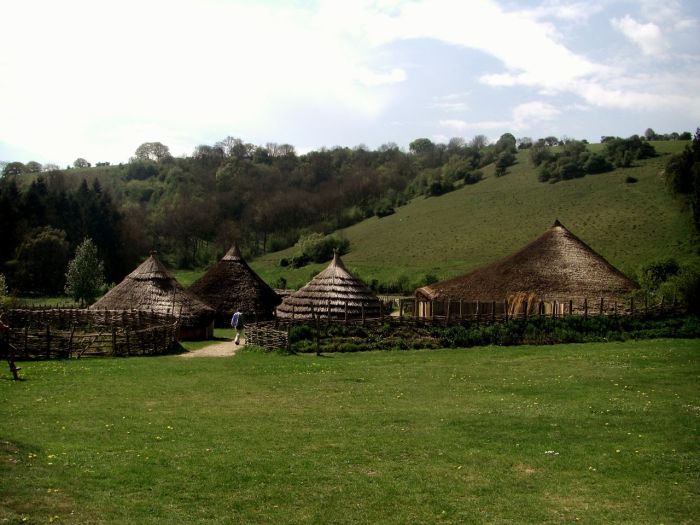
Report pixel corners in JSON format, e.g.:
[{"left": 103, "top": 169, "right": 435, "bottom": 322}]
[{"left": 251, "top": 141, "right": 697, "bottom": 290}]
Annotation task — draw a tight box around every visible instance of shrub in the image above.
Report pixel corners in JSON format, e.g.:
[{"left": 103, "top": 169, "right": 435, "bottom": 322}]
[
  {"left": 638, "top": 258, "right": 681, "bottom": 292},
  {"left": 295, "top": 233, "right": 350, "bottom": 264}
]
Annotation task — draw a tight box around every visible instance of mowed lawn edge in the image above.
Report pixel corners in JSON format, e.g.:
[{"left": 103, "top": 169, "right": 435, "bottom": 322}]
[{"left": 1, "top": 339, "right": 698, "bottom": 524}]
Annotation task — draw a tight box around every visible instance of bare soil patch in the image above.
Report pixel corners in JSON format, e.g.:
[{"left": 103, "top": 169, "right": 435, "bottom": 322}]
[{"left": 179, "top": 339, "right": 244, "bottom": 358}]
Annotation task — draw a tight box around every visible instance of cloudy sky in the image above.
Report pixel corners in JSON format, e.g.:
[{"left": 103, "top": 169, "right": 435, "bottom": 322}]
[{"left": 1, "top": 0, "right": 699, "bottom": 166}]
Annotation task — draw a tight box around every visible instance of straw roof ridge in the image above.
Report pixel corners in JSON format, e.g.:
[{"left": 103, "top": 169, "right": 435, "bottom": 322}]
[
  {"left": 277, "top": 252, "right": 380, "bottom": 319},
  {"left": 91, "top": 254, "right": 214, "bottom": 326},
  {"left": 188, "top": 244, "right": 281, "bottom": 319},
  {"left": 417, "top": 220, "right": 638, "bottom": 302}
]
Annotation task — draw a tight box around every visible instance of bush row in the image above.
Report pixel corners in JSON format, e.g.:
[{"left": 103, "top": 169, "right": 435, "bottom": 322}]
[{"left": 284, "top": 315, "right": 700, "bottom": 353}]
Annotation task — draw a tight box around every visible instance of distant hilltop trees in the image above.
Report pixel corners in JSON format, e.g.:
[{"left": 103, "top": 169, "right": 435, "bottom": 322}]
[{"left": 0, "top": 129, "right": 696, "bottom": 296}]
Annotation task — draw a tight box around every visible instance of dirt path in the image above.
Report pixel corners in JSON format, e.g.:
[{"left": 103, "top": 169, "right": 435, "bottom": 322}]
[{"left": 179, "top": 338, "right": 244, "bottom": 358}]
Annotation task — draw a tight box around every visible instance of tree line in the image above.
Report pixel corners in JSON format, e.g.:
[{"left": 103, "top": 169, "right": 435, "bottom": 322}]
[{"left": 0, "top": 130, "right": 695, "bottom": 296}]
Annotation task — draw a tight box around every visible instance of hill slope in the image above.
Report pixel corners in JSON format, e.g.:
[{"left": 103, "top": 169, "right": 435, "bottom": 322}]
[{"left": 251, "top": 141, "right": 697, "bottom": 290}]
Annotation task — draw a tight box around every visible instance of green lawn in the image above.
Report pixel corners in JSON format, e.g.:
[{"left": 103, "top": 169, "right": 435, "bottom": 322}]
[
  {"left": 1, "top": 339, "right": 698, "bottom": 524},
  {"left": 251, "top": 141, "right": 696, "bottom": 289}
]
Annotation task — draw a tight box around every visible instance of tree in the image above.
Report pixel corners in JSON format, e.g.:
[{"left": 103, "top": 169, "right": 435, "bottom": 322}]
[
  {"left": 64, "top": 238, "right": 105, "bottom": 306},
  {"left": 495, "top": 133, "right": 517, "bottom": 154},
  {"left": 469, "top": 135, "right": 488, "bottom": 150},
  {"left": 25, "top": 161, "right": 42, "bottom": 173},
  {"left": 2, "top": 162, "right": 26, "bottom": 176},
  {"left": 134, "top": 142, "right": 171, "bottom": 162},
  {"left": 409, "top": 138, "right": 436, "bottom": 156},
  {"left": 494, "top": 150, "right": 515, "bottom": 177},
  {"left": 12, "top": 226, "right": 70, "bottom": 294},
  {"left": 644, "top": 128, "right": 657, "bottom": 141},
  {"left": 73, "top": 158, "right": 90, "bottom": 168},
  {"left": 517, "top": 137, "right": 533, "bottom": 150}
]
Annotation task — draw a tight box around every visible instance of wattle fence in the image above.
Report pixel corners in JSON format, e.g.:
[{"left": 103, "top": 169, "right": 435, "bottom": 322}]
[
  {"left": 0, "top": 308, "right": 180, "bottom": 360},
  {"left": 246, "top": 294, "right": 681, "bottom": 352}
]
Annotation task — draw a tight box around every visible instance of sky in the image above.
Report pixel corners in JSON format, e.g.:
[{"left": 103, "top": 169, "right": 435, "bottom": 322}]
[{"left": 1, "top": 0, "right": 699, "bottom": 167}]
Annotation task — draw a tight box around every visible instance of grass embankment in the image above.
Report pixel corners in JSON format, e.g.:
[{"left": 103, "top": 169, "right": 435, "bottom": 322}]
[
  {"left": 1, "top": 339, "right": 698, "bottom": 524},
  {"left": 251, "top": 141, "right": 696, "bottom": 289}
]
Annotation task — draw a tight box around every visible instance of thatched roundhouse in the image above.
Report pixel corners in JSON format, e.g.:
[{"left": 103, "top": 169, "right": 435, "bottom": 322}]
[
  {"left": 91, "top": 253, "right": 215, "bottom": 339},
  {"left": 276, "top": 252, "right": 381, "bottom": 320},
  {"left": 188, "top": 244, "right": 281, "bottom": 326},
  {"left": 415, "top": 220, "right": 638, "bottom": 316}
]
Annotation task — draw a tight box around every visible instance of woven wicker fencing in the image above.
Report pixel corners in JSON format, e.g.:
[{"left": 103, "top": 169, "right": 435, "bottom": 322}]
[{"left": 0, "top": 308, "right": 180, "bottom": 359}]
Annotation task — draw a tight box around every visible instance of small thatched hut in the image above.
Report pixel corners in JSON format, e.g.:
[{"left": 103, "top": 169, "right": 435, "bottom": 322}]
[
  {"left": 91, "top": 253, "right": 215, "bottom": 339},
  {"left": 276, "top": 252, "right": 381, "bottom": 320},
  {"left": 415, "top": 220, "right": 638, "bottom": 316},
  {"left": 188, "top": 244, "right": 281, "bottom": 326}
]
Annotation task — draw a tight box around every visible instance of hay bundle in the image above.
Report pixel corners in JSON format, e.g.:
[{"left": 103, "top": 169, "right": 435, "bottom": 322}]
[
  {"left": 188, "top": 244, "right": 281, "bottom": 325},
  {"left": 276, "top": 252, "right": 380, "bottom": 319},
  {"left": 417, "top": 220, "right": 638, "bottom": 304}
]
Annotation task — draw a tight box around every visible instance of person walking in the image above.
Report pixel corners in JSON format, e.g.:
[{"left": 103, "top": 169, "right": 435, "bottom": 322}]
[{"left": 230, "top": 310, "right": 243, "bottom": 345}]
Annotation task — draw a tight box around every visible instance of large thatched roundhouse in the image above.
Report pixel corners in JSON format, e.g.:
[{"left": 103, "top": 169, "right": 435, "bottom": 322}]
[
  {"left": 276, "top": 252, "right": 381, "bottom": 320},
  {"left": 91, "top": 253, "right": 215, "bottom": 339},
  {"left": 188, "top": 244, "right": 281, "bottom": 326},
  {"left": 415, "top": 220, "right": 638, "bottom": 317}
]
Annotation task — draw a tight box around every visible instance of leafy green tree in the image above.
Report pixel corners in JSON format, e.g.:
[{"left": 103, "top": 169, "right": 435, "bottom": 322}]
[
  {"left": 12, "top": 226, "right": 70, "bottom": 294},
  {"left": 495, "top": 133, "right": 517, "bottom": 154},
  {"left": 64, "top": 238, "right": 105, "bottom": 306},
  {"left": 73, "top": 158, "right": 90, "bottom": 168},
  {"left": 494, "top": 150, "right": 515, "bottom": 177},
  {"left": 2, "top": 162, "right": 26, "bottom": 176},
  {"left": 134, "top": 142, "right": 171, "bottom": 162},
  {"left": 637, "top": 259, "right": 680, "bottom": 293},
  {"left": 25, "top": 161, "right": 42, "bottom": 173}
]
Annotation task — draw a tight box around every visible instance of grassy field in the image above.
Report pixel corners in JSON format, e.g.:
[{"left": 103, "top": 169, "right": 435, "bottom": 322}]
[
  {"left": 1, "top": 339, "right": 698, "bottom": 524},
  {"left": 250, "top": 140, "right": 696, "bottom": 289}
]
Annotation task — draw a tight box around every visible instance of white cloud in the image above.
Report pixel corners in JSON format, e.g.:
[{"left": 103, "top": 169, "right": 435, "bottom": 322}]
[
  {"left": 523, "top": 1, "right": 605, "bottom": 23},
  {"left": 0, "top": 0, "right": 698, "bottom": 163},
  {"left": 440, "top": 101, "right": 560, "bottom": 133},
  {"left": 611, "top": 15, "right": 668, "bottom": 57}
]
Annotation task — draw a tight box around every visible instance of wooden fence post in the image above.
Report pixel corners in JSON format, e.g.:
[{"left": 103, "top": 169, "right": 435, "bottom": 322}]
[
  {"left": 583, "top": 298, "right": 588, "bottom": 320},
  {"left": 68, "top": 324, "right": 75, "bottom": 358},
  {"left": 45, "top": 324, "right": 51, "bottom": 359},
  {"left": 492, "top": 301, "right": 496, "bottom": 323},
  {"left": 599, "top": 297, "right": 604, "bottom": 316},
  {"left": 504, "top": 300, "right": 508, "bottom": 322}
]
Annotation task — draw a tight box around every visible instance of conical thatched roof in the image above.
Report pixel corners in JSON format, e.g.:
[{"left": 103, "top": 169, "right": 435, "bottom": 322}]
[
  {"left": 91, "top": 253, "right": 215, "bottom": 328},
  {"left": 276, "top": 252, "right": 380, "bottom": 319},
  {"left": 416, "top": 220, "right": 638, "bottom": 302},
  {"left": 188, "top": 244, "right": 281, "bottom": 323}
]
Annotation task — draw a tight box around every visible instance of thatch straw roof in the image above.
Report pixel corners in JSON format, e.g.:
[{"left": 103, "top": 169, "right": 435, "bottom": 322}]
[
  {"left": 91, "top": 253, "right": 215, "bottom": 328},
  {"left": 416, "top": 220, "right": 638, "bottom": 302},
  {"left": 188, "top": 244, "right": 281, "bottom": 323},
  {"left": 276, "top": 252, "right": 380, "bottom": 319}
]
